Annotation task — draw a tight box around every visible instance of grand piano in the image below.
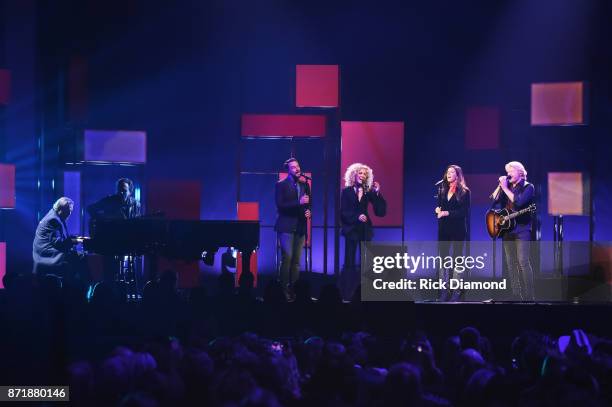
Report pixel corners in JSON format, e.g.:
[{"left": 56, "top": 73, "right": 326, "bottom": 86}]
[{"left": 84, "top": 218, "right": 260, "bottom": 282}]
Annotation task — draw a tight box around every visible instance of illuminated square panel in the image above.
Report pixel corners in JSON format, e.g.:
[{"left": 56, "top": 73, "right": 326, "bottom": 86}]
[
  {"left": 466, "top": 106, "right": 500, "bottom": 149},
  {"left": 341, "top": 121, "right": 404, "bottom": 227},
  {"left": 0, "top": 242, "right": 5, "bottom": 288},
  {"left": 548, "top": 172, "right": 588, "bottom": 216},
  {"left": 241, "top": 114, "right": 326, "bottom": 138},
  {"left": 148, "top": 179, "right": 200, "bottom": 220},
  {"left": 0, "top": 163, "right": 16, "bottom": 208},
  {"left": 531, "top": 82, "right": 586, "bottom": 126},
  {"left": 237, "top": 202, "right": 259, "bottom": 221},
  {"left": 296, "top": 65, "right": 339, "bottom": 108},
  {"left": 84, "top": 129, "right": 147, "bottom": 163},
  {"left": 0, "top": 69, "right": 10, "bottom": 105}
]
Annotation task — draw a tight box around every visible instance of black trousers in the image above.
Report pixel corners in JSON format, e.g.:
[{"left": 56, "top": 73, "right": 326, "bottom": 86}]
[
  {"left": 503, "top": 230, "right": 534, "bottom": 301},
  {"left": 341, "top": 237, "right": 366, "bottom": 301},
  {"left": 437, "top": 238, "right": 466, "bottom": 301}
]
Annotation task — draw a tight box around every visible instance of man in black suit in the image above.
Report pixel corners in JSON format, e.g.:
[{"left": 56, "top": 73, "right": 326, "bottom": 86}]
[
  {"left": 275, "top": 158, "right": 311, "bottom": 300},
  {"left": 33, "top": 197, "right": 79, "bottom": 278},
  {"left": 340, "top": 163, "right": 386, "bottom": 300}
]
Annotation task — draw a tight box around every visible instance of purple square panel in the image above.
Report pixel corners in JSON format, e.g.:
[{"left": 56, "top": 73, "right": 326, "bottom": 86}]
[
  {"left": 84, "top": 129, "right": 146, "bottom": 163},
  {"left": 465, "top": 106, "right": 500, "bottom": 150},
  {"left": 0, "top": 163, "right": 16, "bottom": 208}
]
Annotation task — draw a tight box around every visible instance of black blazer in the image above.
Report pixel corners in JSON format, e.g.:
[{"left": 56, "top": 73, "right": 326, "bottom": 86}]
[
  {"left": 33, "top": 208, "right": 73, "bottom": 269},
  {"left": 340, "top": 186, "right": 387, "bottom": 241},
  {"left": 437, "top": 188, "right": 470, "bottom": 241},
  {"left": 87, "top": 194, "right": 141, "bottom": 220},
  {"left": 274, "top": 176, "right": 311, "bottom": 235}
]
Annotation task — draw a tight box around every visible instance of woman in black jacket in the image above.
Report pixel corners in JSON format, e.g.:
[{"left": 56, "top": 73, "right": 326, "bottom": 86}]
[
  {"left": 435, "top": 164, "right": 470, "bottom": 301},
  {"left": 340, "top": 163, "right": 387, "bottom": 300}
]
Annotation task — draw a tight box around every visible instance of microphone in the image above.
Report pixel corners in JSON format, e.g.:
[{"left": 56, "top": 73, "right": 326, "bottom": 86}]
[
  {"left": 298, "top": 173, "right": 312, "bottom": 180},
  {"left": 489, "top": 175, "right": 512, "bottom": 200},
  {"left": 434, "top": 179, "right": 444, "bottom": 186}
]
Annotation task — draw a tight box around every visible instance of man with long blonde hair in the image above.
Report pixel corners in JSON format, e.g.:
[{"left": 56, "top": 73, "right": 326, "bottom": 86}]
[
  {"left": 491, "top": 160, "right": 535, "bottom": 301},
  {"left": 340, "top": 163, "right": 386, "bottom": 300}
]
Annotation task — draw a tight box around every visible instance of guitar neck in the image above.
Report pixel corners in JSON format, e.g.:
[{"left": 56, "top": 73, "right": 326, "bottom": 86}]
[{"left": 506, "top": 206, "right": 532, "bottom": 220}]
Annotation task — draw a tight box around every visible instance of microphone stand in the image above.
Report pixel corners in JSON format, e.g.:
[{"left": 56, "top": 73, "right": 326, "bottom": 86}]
[{"left": 488, "top": 181, "right": 504, "bottom": 280}]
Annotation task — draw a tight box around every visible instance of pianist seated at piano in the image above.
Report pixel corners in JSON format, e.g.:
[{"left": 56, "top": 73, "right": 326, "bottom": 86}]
[{"left": 32, "top": 197, "right": 83, "bottom": 280}]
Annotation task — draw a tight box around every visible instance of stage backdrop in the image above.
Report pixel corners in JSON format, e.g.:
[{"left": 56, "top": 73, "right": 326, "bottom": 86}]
[{"left": 340, "top": 121, "right": 404, "bottom": 227}]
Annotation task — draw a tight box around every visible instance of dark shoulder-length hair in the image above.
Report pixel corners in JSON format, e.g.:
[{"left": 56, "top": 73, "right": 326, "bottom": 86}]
[{"left": 442, "top": 164, "right": 470, "bottom": 201}]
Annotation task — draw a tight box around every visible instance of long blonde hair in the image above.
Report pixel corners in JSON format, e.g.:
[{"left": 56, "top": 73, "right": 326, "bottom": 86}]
[
  {"left": 505, "top": 161, "right": 527, "bottom": 181},
  {"left": 344, "top": 163, "right": 374, "bottom": 190}
]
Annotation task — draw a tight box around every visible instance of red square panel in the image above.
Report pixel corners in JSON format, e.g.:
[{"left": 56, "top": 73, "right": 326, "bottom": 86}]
[
  {"left": 0, "top": 163, "right": 16, "bottom": 208},
  {"left": 591, "top": 244, "right": 612, "bottom": 285},
  {"left": 466, "top": 106, "right": 500, "bottom": 150},
  {"left": 0, "top": 69, "right": 10, "bottom": 105},
  {"left": 236, "top": 252, "right": 258, "bottom": 288},
  {"left": 464, "top": 173, "right": 501, "bottom": 205},
  {"left": 147, "top": 179, "right": 200, "bottom": 220},
  {"left": 531, "top": 82, "right": 586, "bottom": 126},
  {"left": 237, "top": 202, "right": 259, "bottom": 221},
  {"left": 147, "top": 179, "right": 201, "bottom": 288},
  {"left": 241, "top": 114, "right": 326, "bottom": 138},
  {"left": 0, "top": 242, "right": 5, "bottom": 289},
  {"left": 341, "top": 122, "right": 404, "bottom": 227},
  {"left": 157, "top": 257, "right": 200, "bottom": 289},
  {"left": 296, "top": 65, "right": 339, "bottom": 108},
  {"left": 237, "top": 202, "right": 259, "bottom": 287}
]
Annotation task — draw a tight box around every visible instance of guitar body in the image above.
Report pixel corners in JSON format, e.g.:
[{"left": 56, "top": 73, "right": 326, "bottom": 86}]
[
  {"left": 485, "top": 204, "right": 536, "bottom": 239},
  {"left": 486, "top": 209, "right": 515, "bottom": 238}
]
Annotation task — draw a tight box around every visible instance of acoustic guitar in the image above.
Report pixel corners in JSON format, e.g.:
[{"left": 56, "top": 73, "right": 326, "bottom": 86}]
[{"left": 485, "top": 204, "right": 536, "bottom": 238}]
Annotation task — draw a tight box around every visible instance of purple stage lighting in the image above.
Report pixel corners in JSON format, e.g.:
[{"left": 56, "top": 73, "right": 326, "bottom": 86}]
[
  {"left": 84, "top": 129, "right": 147, "bottom": 164},
  {"left": 0, "top": 163, "right": 16, "bottom": 208}
]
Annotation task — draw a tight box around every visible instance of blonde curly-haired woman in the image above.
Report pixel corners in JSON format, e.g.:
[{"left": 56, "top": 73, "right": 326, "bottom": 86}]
[{"left": 340, "top": 163, "right": 386, "bottom": 300}]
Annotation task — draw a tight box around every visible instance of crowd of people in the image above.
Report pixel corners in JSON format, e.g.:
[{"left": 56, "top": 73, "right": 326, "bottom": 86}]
[{"left": 1, "top": 270, "right": 610, "bottom": 406}]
